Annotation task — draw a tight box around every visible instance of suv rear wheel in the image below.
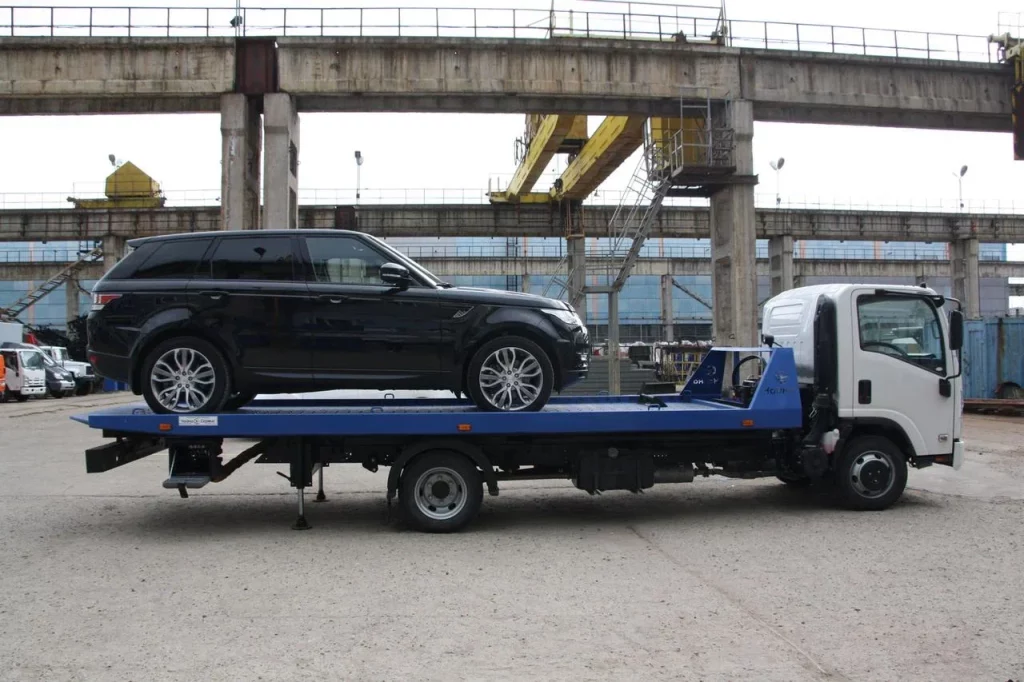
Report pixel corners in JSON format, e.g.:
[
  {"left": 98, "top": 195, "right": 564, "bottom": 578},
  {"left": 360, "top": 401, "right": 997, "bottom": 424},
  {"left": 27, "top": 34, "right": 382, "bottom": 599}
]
[
  {"left": 466, "top": 335, "right": 553, "bottom": 412},
  {"left": 141, "top": 337, "right": 231, "bottom": 414}
]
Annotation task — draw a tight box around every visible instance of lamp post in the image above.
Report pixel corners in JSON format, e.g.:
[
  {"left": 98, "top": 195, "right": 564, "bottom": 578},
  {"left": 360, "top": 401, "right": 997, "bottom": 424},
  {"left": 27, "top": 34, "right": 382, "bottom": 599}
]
[
  {"left": 355, "top": 150, "right": 363, "bottom": 204},
  {"left": 769, "top": 157, "right": 785, "bottom": 207},
  {"left": 952, "top": 164, "right": 968, "bottom": 211}
]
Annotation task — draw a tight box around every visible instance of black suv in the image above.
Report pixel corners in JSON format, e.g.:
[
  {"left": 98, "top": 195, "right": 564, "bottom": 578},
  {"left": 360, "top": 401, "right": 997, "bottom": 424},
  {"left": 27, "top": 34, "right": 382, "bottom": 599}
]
[{"left": 87, "top": 230, "right": 590, "bottom": 414}]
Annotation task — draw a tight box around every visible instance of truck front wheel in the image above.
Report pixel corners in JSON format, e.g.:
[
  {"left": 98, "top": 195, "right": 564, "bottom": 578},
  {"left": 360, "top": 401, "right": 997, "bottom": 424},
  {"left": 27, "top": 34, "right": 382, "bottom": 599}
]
[
  {"left": 399, "top": 451, "right": 483, "bottom": 533},
  {"left": 834, "top": 435, "right": 908, "bottom": 511}
]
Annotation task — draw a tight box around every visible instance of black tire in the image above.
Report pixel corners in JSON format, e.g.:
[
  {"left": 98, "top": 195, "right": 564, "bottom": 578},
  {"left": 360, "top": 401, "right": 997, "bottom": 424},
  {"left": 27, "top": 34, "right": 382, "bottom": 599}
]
[
  {"left": 140, "top": 336, "right": 231, "bottom": 415},
  {"left": 222, "top": 390, "right": 257, "bottom": 411},
  {"left": 15, "top": 392, "right": 28, "bottom": 402},
  {"left": 49, "top": 390, "right": 64, "bottom": 399},
  {"left": 833, "top": 435, "right": 908, "bottom": 511},
  {"left": 399, "top": 451, "right": 483, "bottom": 533},
  {"left": 465, "top": 335, "right": 554, "bottom": 412}
]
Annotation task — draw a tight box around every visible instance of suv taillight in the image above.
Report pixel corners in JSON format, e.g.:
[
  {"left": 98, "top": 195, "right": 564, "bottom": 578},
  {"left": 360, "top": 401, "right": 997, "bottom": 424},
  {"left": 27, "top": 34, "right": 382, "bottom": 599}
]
[{"left": 91, "top": 293, "right": 122, "bottom": 312}]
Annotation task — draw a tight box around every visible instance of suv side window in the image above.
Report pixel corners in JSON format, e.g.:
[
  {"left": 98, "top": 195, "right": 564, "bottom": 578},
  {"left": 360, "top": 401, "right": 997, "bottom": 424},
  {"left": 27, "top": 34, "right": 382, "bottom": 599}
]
[
  {"left": 131, "top": 239, "right": 211, "bottom": 279},
  {"left": 208, "top": 237, "right": 295, "bottom": 281},
  {"left": 857, "top": 294, "right": 946, "bottom": 374},
  {"left": 305, "top": 236, "right": 392, "bottom": 285}
]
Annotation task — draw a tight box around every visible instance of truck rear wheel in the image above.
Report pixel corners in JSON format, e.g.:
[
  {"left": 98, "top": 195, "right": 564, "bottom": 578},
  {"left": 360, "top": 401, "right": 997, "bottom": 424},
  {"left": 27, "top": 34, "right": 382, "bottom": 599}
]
[
  {"left": 399, "top": 451, "right": 483, "bottom": 533},
  {"left": 834, "top": 435, "right": 907, "bottom": 511}
]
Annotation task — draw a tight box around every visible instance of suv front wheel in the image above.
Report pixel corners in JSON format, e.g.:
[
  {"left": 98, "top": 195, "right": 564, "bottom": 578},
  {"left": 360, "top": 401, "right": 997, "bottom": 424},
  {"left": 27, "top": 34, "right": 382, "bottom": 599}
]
[
  {"left": 141, "top": 337, "right": 231, "bottom": 414},
  {"left": 466, "top": 336, "right": 554, "bottom": 412}
]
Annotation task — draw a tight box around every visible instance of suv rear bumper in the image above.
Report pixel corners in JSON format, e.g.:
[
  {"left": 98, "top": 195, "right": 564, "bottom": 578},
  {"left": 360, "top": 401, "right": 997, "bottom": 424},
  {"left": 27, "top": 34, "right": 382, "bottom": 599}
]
[{"left": 88, "top": 350, "right": 132, "bottom": 386}]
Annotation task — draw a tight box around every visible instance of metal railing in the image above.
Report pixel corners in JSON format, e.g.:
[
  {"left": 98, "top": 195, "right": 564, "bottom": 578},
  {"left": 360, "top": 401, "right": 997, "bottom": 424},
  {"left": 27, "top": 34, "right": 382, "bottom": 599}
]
[
  {"left": 0, "top": 5, "right": 1003, "bottom": 63},
  {"left": 1, "top": 187, "right": 1022, "bottom": 216}
]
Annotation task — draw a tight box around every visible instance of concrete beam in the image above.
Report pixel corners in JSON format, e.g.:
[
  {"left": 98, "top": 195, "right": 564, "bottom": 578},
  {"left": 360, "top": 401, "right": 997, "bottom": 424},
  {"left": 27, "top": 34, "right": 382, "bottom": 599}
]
[
  {"left": 710, "top": 100, "right": 757, "bottom": 345},
  {"left": 0, "top": 38, "right": 234, "bottom": 115},
  {"left": 2, "top": 256, "right": 1020, "bottom": 284},
  {"left": 769, "top": 235, "right": 794, "bottom": 296},
  {"left": 263, "top": 94, "right": 300, "bottom": 230},
  {"left": 278, "top": 39, "right": 1012, "bottom": 131},
  {"left": 0, "top": 38, "right": 1011, "bottom": 131},
  {"left": 951, "top": 237, "right": 982, "bottom": 318},
  {"left": 661, "top": 275, "right": 674, "bottom": 343},
  {"left": 3, "top": 204, "right": 1024, "bottom": 244},
  {"left": 220, "top": 94, "right": 262, "bottom": 231},
  {"left": 65, "top": 275, "right": 79, "bottom": 325}
]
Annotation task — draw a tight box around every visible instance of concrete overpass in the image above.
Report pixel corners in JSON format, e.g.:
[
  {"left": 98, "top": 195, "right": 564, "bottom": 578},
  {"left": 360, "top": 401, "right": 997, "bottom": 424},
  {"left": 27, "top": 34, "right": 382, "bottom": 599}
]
[
  {"left": 1, "top": 11, "right": 1018, "bottom": 343},
  {"left": 0, "top": 37, "right": 1011, "bottom": 130},
  {"left": 3, "top": 204, "right": 1022, "bottom": 244}
]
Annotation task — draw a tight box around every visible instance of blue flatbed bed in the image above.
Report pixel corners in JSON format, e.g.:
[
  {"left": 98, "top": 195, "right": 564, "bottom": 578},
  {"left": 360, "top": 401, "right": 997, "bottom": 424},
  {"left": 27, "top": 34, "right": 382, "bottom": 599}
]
[{"left": 70, "top": 348, "right": 809, "bottom": 532}]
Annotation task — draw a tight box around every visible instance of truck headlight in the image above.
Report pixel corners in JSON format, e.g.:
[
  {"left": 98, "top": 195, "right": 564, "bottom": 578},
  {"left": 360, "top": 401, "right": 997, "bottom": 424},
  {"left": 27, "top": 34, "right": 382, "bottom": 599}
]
[{"left": 543, "top": 308, "right": 582, "bottom": 328}]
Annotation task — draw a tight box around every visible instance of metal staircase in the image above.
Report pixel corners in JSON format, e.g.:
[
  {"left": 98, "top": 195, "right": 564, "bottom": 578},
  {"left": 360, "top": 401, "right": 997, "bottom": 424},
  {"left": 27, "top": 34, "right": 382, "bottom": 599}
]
[
  {"left": 542, "top": 129, "right": 672, "bottom": 304},
  {"left": 603, "top": 141, "right": 673, "bottom": 292},
  {"left": 0, "top": 245, "right": 103, "bottom": 323}
]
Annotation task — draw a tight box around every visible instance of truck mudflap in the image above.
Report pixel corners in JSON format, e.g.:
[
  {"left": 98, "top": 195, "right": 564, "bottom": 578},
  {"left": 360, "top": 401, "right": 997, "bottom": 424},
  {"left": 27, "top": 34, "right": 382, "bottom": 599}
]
[{"left": 952, "top": 439, "right": 965, "bottom": 470}]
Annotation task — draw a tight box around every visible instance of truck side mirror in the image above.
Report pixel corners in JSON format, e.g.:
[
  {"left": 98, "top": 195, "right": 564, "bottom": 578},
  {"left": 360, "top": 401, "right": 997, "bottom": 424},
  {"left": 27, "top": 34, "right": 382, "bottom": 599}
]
[{"left": 949, "top": 310, "right": 963, "bottom": 351}]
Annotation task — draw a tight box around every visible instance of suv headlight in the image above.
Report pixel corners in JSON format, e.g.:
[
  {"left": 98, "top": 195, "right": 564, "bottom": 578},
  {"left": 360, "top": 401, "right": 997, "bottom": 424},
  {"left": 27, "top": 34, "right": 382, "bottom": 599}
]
[{"left": 542, "top": 308, "right": 582, "bottom": 328}]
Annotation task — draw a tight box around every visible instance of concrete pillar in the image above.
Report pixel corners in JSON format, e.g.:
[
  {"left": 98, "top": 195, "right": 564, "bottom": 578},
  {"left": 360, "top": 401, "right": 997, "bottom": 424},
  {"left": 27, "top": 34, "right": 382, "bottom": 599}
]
[
  {"left": 608, "top": 290, "right": 620, "bottom": 395},
  {"left": 951, "top": 237, "right": 981, "bottom": 318},
  {"left": 768, "top": 235, "right": 794, "bottom": 297},
  {"left": 660, "top": 274, "right": 674, "bottom": 342},
  {"left": 263, "top": 93, "right": 300, "bottom": 230},
  {"left": 65, "top": 275, "right": 80, "bottom": 325},
  {"left": 102, "top": 235, "right": 125, "bottom": 274},
  {"left": 709, "top": 100, "right": 757, "bottom": 346},
  {"left": 521, "top": 274, "right": 531, "bottom": 293},
  {"left": 566, "top": 234, "right": 587, "bottom": 322},
  {"left": 220, "top": 93, "right": 262, "bottom": 231}
]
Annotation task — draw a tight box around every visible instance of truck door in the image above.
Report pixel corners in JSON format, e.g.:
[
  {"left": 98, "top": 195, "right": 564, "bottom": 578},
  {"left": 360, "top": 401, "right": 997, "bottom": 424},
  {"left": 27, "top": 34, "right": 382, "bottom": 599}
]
[{"left": 851, "top": 290, "right": 954, "bottom": 457}]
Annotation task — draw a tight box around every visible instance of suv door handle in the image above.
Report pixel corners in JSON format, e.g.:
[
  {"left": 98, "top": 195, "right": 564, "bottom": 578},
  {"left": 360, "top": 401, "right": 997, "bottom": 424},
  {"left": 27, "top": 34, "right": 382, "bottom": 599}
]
[
  {"left": 199, "top": 290, "right": 228, "bottom": 300},
  {"left": 317, "top": 294, "right": 347, "bottom": 304}
]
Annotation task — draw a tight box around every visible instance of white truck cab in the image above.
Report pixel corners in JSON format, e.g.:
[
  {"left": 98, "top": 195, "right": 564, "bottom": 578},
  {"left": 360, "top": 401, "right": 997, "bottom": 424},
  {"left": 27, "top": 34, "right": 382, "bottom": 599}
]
[
  {"left": 762, "top": 283, "right": 964, "bottom": 503},
  {"left": 1, "top": 347, "right": 47, "bottom": 401}
]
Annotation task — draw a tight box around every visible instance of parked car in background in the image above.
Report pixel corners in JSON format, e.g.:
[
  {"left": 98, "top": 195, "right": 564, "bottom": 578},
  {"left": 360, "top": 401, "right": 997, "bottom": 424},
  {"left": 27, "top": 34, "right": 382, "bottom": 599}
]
[
  {"left": 38, "top": 345, "right": 100, "bottom": 395},
  {"left": 87, "top": 229, "right": 591, "bottom": 414}
]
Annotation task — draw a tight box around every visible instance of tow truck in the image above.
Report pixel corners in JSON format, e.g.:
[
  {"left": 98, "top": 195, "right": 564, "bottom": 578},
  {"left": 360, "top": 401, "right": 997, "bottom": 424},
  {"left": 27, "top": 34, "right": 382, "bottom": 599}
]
[{"left": 72, "top": 284, "right": 965, "bottom": 532}]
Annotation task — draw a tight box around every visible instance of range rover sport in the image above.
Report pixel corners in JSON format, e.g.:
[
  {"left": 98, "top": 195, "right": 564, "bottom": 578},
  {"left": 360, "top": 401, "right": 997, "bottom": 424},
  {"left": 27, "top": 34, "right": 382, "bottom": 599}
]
[{"left": 87, "top": 230, "right": 590, "bottom": 414}]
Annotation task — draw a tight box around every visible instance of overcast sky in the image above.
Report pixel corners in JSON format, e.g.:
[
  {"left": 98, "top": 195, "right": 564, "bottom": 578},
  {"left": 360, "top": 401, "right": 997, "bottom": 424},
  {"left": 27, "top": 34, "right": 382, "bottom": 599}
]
[{"left": 1, "top": 0, "right": 1021, "bottom": 230}]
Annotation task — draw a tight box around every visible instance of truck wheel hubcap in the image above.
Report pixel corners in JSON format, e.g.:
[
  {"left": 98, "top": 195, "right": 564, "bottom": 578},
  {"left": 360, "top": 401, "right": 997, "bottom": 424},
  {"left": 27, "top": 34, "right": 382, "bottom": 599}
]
[
  {"left": 850, "top": 451, "right": 894, "bottom": 498},
  {"left": 479, "top": 347, "right": 543, "bottom": 411},
  {"left": 414, "top": 467, "right": 467, "bottom": 521},
  {"left": 150, "top": 348, "right": 216, "bottom": 412}
]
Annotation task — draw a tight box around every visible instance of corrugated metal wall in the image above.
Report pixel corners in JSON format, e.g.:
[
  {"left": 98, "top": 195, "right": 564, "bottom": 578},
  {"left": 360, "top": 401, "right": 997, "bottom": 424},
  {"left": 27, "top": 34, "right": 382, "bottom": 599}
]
[{"left": 963, "top": 317, "right": 1024, "bottom": 399}]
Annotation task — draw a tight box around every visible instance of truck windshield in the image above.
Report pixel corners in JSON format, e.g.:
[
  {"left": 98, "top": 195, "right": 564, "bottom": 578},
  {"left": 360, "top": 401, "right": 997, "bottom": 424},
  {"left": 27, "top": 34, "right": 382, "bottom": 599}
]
[
  {"left": 857, "top": 295, "right": 946, "bottom": 374},
  {"left": 18, "top": 350, "right": 45, "bottom": 370}
]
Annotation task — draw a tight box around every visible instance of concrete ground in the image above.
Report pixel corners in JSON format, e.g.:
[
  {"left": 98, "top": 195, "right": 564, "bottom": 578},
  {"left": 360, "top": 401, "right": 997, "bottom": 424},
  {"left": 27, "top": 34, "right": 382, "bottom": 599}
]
[{"left": 1, "top": 392, "right": 1022, "bottom": 682}]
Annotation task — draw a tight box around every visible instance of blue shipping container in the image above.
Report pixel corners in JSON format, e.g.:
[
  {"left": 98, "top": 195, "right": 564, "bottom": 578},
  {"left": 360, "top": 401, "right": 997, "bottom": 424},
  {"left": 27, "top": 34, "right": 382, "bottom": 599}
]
[{"left": 962, "top": 317, "right": 1024, "bottom": 399}]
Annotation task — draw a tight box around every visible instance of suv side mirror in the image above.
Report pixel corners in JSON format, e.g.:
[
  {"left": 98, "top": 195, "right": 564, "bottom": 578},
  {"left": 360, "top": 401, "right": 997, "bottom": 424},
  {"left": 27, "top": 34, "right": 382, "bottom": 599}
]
[
  {"left": 949, "top": 310, "right": 964, "bottom": 351},
  {"left": 380, "top": 262, "right": 411, "bottom": 288}
]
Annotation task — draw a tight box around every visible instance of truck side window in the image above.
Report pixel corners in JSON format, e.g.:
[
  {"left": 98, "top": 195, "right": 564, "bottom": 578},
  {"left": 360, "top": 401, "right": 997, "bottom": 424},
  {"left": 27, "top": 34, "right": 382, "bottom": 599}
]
[{"left": 857, "top": 295, "right": 946, "bottom": 374}]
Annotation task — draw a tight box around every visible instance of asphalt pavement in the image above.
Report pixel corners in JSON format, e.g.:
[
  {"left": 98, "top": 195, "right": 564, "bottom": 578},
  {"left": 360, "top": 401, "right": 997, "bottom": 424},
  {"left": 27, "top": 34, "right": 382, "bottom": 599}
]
[{"left": 0, "top": 392, "right": 1021, "bottom": 681}]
